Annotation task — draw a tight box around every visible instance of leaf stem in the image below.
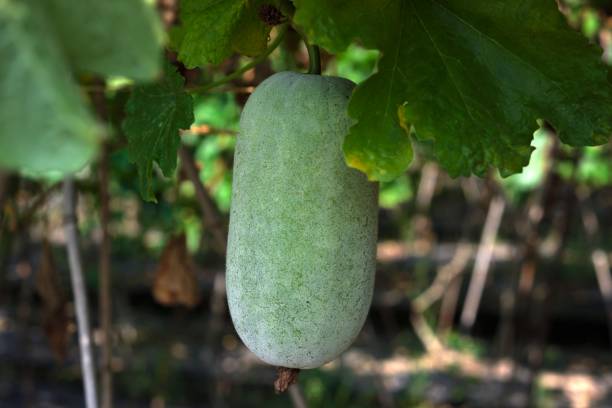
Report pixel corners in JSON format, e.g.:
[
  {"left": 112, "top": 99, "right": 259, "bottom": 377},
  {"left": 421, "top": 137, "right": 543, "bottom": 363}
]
[
  {"left": 188, "top": 24, "right": 288, "bottom": 95},
  {"left": 288, "top": 19, "right": 320, "bottom": 75},
  {"left": 306, "top": 43, "right": 321, "bottom": 75}
]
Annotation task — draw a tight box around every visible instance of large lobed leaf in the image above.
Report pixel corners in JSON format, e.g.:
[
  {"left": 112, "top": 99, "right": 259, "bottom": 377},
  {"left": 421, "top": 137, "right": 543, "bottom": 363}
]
[
  {"left": 42, "top": 0, "right": 164, "bottom": 81},
  {"left": 0, "top": 0, "right": 99, "bottom": 176},
  {"left": 0, "top": 0, "right": 163, "bottom": 177},
  {"left": 295, "top": 0, "right": 612, "bottom": 179},
  {"left": 171, "top": 0, "right": 274, "bottom": 68},
  {"left": 122, "top": 64, "right": 194, "bottom": 202}
]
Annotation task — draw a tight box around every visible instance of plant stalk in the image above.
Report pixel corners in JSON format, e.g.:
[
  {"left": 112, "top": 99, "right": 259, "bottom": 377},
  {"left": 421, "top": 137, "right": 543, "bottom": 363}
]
[
  {"left": 98, "top": 145, "right": 113, "bottom": 408},
  {"left": 189, "top": 24, "right": 288, "bottom": 95},
  {"left": 63, "top": 178, "right": 98, "bottom": 408}
]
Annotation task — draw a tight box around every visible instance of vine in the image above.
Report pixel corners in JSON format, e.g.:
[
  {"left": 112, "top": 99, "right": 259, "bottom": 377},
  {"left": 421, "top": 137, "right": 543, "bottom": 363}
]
[{"left": 188, "top": 24, "right": 289, "bottom": 95}]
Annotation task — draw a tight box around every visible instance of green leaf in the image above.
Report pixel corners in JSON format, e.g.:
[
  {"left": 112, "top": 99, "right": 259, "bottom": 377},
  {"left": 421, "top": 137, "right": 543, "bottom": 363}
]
[
  {"left": 122, "top": 63, "right": 194, "bottom": 202},
  {"left": 0, "top": 0, "right": 100, "bottom": 176},
  {"left": 295, "top": 0, "right": 612, "bottom": 178},
  {"left": 293, "top": 0, "right": 383, "bottom": 53},
  {"left": 231, "top": 6, "right": 272, "bottom": 57},
  {"left": 171, "top": 0, "right": 272, "bottom": 68},
  {"left": 42, "top": 0, "right": 163, "bottom": 81}
]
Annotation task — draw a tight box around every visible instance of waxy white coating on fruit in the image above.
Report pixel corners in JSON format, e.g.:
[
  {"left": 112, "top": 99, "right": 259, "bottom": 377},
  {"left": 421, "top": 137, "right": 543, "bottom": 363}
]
[{"left": 226, "top": 71, "right": 378, "bottom": 369}]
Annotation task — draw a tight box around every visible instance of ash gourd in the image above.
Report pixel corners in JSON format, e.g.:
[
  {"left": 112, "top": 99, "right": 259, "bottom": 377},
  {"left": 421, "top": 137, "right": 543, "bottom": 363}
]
[{"left": 226, "top": 70, "right": 378, "bottom": 369}]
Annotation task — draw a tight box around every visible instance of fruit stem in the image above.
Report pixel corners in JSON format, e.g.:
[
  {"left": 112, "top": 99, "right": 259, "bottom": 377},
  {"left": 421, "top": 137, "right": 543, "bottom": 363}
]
[
  {"left": 188, "top": 24, "right": 288, "bottom": 95},
  {"left": 306, "top": 43, "right": 321, "bottom": 75}
]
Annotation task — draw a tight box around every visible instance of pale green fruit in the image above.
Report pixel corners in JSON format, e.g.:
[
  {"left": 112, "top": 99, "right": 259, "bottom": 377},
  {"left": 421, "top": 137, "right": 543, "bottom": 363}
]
[{"left": 226, "top": 71, "right": 378, "bottom": 369}]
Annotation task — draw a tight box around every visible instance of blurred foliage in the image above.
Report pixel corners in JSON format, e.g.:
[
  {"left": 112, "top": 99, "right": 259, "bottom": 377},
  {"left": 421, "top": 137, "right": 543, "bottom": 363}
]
[
  {"left": 0, "top": 0, "right": 162, "bottom": 177},
  {"left": 300, "top": 369, "right": 378, "bottom": 408},
  {"left": 563, "top": 0, "right": 612, "bottom": 63},
  {"left": 191, "top": 92, "right": 238, "bottom": 212},
  {"left": 578, "top": 144, "right": 612, "bottom": 186},
  {"left": 379, "top": 174, "right": 413, "bottom": 209},
  {"left": 502, "top": 126, "right": 612, "bottom": 202},
  {"left": 325, "top": 44, "right": 379, "bottom": 84},
  {"left": 500, "top": 128, "right": 549, "bottom": 202},
  {"left": 399, "top": 371, "right": 431, "bottom": 407},
  {"left": 445, "top": 332, "right": 486, "bottom": 358},
  {"left": 192, "top": 93, "right": 240, "bottom": 130}
]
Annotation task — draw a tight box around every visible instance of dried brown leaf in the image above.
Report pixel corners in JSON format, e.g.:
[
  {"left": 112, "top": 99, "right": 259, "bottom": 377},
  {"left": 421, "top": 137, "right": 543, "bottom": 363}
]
[{"left": 152, "top": 234, "right": 200, "bottom": 308}]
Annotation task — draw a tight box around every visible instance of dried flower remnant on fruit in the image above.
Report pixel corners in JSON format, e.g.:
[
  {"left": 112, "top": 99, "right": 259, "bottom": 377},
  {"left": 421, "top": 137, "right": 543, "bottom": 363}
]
[
  {"left": 274, "top": 367, "right": 300, "bottom": 393},
  {"left": 152, "top": 234, "right": 200, "bottom": 308},
  {"left": 259, "top": 4, "right": 285, "bottom": 26}
]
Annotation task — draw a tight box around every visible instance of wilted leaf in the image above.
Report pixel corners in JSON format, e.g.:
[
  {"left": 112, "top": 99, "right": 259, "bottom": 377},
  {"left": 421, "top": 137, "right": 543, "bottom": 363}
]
[
  {"left": 36, "top": 241, "right": 64, "bottom": 311},
  {"left": 152, "top": 234, "right": 200, "bottom": 308},
  {"left": 42, "top": 306, "right": 71, "bottom": 362},
  {"left": 36, "top": 241, "right": 70, "bottom": 361}
]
